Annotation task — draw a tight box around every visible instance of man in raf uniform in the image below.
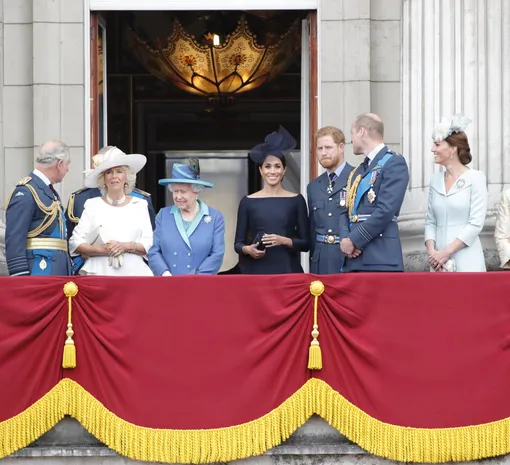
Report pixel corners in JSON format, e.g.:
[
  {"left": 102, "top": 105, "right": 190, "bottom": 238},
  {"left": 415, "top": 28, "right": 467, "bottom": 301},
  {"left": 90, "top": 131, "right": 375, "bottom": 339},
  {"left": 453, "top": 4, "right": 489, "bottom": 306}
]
[
  {"left": 5, "top": 140, "right": 72, "bottom": 276},
  {"left": 65, "top": 146, "right": 156, "bottom": 274},
  {"left": 340, "top": 113, "right": 409, "bottom": 271},
  {"left": 307, "top": 126, "right": 354, "bottom": 274}
]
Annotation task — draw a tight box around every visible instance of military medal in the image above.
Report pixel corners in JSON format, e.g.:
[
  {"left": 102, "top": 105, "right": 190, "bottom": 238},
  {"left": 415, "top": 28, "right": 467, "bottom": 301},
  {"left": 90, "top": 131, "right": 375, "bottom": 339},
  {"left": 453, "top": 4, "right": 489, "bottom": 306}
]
[
  {"left": 339, "top": 190, "right": 346, "bottom": 207},
  {"left": 367, "top": 188, "right": 376, "bottom": 204},
  {"left": 327, "top": 182, "right": 334, "bottom": 194},
  {"left": 39, "top": 258, "right": 47, "bottom": 270}
]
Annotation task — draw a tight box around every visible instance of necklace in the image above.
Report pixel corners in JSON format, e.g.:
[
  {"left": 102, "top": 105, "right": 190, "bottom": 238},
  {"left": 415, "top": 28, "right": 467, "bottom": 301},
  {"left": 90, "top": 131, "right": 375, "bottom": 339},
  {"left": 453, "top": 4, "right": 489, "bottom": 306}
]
[
  {"left": 182, "top": 202, "right": 200, "bottom": 221},
  {"left": 106, "top": 194, "right": 126, "bottom": 206}
]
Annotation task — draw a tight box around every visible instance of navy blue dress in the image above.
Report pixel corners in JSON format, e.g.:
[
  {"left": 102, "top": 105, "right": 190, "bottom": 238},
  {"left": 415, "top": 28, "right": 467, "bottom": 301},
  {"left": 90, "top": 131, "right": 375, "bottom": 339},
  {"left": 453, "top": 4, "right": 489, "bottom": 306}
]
[{"left": 234, "top": 195, "right": 309, "bottom": 274}]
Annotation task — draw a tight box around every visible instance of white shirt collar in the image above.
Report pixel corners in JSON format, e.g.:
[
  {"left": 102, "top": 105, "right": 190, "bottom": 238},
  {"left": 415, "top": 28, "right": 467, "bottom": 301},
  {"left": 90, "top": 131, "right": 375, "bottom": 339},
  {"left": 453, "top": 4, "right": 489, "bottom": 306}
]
[
  {"left": 33, "top": 168, "right": 52, "bottom": 186},
  {"left": 367, "top": 143, "right": 386, "bottom": 162},
  {"left": 328, "top": 161, "right": 347, "bottom": 177}
]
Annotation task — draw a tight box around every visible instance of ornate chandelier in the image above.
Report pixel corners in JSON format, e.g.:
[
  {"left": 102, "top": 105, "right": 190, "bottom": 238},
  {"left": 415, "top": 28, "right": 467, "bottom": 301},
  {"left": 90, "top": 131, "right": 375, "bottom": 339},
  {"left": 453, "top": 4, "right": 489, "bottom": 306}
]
[{"left": 126, "top": 14, "right": 300, "bottom": 105}]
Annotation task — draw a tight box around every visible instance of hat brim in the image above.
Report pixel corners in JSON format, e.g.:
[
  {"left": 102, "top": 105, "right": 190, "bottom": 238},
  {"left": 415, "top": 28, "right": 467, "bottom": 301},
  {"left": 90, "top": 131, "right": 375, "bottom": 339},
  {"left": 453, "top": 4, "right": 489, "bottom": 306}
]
[
  {"left": 84, "top": 154, "right": 147, "bottom": 188},
  {"left": 158, "top": 178, "right": 214, "bottom": 188}
]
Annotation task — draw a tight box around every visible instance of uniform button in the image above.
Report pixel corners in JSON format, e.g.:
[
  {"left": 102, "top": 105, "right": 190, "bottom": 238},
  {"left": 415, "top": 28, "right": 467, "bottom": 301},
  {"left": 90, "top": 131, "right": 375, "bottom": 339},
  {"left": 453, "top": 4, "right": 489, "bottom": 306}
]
[
  {"left": 380, "top": 234, "right": 383, "bottom": 237},
  {"left": 172, "top": 264, "right": 176, "bottom": 268},
  {"left": 187, "top": 253, "right": 191, "bottom": 256},
  {"left": 186, "top": 265, "right": 191, "bottom": 269},
  {"left": 328, "top": 229, "right": 333, "bottom": 233},
  {"left": 173, "top": 252, "right": 177, "bottom": 255},
  {"left": 328, "top": 198, "right": 332, "bottom": 201},
  {"left": 328, "top": 213, "right": 332, "bottom": 217},
  {"left": 313, "top": 207, "right": 317, "bottom": 210}
]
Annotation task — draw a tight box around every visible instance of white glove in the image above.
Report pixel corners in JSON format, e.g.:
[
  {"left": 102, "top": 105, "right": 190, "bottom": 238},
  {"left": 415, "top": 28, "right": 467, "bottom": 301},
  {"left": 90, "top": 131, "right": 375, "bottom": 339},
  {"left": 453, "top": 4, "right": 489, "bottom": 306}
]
[{"left": 108, "top": 254, "right": 124, "bottom": 269}]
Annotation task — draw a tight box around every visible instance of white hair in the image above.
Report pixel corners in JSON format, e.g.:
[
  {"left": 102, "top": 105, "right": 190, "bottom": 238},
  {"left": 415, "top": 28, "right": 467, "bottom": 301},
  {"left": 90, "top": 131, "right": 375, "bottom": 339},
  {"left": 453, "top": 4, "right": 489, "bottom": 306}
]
[
  {"left": 167, "top": 183, "right": 204, "bottom": 194},
  {"left": 98, "top": 166, "right": 137, "bottom": 195},
  {"left": 36, "top": 140, "right": 70, "bottom": 165}
]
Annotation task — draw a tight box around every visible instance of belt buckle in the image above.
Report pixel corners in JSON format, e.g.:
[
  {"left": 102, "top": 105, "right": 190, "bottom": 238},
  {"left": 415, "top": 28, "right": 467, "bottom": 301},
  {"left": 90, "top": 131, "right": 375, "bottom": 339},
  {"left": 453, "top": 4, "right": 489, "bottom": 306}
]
[
  {"left": 327, "top": 235, "right": 335, "bottom": 244},
  {"left": 351, "top": 215, "right": 358, "bottom": 223}
]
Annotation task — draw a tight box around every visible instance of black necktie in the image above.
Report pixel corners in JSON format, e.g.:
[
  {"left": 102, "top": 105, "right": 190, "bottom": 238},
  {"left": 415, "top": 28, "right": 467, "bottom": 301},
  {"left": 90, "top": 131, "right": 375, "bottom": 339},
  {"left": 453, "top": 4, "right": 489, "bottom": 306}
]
[
  {"left": 329, "top": 172, "right": 337, "bottom": 184},
  {"left": 49, "top": 184, "right": 60, "bottom": 202},
  {"left": 363, "top": 157, "right": 370, "bottom": 170}
]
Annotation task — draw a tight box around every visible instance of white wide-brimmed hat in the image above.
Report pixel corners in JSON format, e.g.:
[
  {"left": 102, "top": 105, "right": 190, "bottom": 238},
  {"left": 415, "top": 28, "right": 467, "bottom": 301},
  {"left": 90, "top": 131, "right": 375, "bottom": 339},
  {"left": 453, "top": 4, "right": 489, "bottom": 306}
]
[{"left": 84, "top": 147, "right": 147, "bottom": 188}]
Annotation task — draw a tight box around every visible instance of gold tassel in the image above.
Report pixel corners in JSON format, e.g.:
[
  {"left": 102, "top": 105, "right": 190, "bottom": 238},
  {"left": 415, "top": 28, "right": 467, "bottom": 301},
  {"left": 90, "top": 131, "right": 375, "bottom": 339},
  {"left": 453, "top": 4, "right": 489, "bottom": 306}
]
[
  {"left": 308, "top": 281, "right": 325, "bottom": 370},
  {"left": 62, "top": 282, "right": 79, "bottom": 369}
]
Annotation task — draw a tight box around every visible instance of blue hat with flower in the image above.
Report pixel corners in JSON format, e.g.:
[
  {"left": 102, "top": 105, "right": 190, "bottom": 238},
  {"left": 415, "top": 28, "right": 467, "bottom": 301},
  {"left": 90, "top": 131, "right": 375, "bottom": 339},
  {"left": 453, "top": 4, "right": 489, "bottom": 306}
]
[{"left": 158, "top": 157, "right": 214, "bottom": 188}]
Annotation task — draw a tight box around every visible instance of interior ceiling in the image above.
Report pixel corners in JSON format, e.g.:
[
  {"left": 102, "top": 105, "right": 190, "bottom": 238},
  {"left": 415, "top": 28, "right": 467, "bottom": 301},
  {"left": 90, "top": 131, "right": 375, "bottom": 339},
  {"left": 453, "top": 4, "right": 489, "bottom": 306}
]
[{"left": 107, "top": 10, "right": 303, "bottom": 106}]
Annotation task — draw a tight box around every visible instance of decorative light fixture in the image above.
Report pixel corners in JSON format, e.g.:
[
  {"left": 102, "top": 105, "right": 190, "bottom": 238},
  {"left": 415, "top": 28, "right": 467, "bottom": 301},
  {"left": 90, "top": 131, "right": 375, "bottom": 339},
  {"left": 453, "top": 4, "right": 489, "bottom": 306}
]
[{"left": 126, "top": 14, "right": 300, "bottom": 106}]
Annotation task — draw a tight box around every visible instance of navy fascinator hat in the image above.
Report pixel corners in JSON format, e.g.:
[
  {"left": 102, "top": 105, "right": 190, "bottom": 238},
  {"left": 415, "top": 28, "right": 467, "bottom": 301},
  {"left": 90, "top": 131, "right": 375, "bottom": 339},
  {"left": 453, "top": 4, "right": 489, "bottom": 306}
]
[{"left": 249, "top": 126, "right": 297, "bottom": 164}]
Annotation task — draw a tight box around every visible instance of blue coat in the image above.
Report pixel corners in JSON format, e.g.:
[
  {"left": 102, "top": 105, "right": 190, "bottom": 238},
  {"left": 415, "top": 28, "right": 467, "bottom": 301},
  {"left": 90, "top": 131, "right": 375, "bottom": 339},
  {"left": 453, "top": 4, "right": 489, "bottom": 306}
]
[
  {"left": 342, "top": 146, "right": 409, "bottom": 272},
  {"left": 5, "top": 172, "right": 71, "bottom": 276},
  {"left": 307, "top": 163, "right": 354, "bottom": 274},
  {"left": 148, "top": 202, "right": 225, "bottom": 276}
]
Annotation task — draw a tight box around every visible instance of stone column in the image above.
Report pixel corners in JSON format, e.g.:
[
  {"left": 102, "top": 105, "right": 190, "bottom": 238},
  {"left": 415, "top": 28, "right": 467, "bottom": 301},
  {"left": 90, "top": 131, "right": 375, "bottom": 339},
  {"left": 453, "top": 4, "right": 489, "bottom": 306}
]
[
  {"left": 399, "top": 0, "right": 509, "bottom": 269},
  {"left": 32, "top": 0, "right": 86, "bottom": 203},
  {"left": 0, "top": 0, "right": 34, "bottom": 275},
  {"left": 319, "top": 0, "right": 402, "bottom": 160},
  {"left": 320, "top": 0, "right": 371, "bottom": 161}
]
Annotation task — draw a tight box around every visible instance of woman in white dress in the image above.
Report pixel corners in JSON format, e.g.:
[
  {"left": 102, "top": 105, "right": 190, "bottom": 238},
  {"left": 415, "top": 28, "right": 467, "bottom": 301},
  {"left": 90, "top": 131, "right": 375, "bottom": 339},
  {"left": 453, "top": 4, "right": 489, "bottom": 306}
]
[
  {"left": 424, "top": 116, "right": 487, "bottom": 272},
  {"left": 494, "top": 189, "right": 510, "bottom": 269},
  {"left": 69, "top": 147, "right": 153, "bottom": 276}
]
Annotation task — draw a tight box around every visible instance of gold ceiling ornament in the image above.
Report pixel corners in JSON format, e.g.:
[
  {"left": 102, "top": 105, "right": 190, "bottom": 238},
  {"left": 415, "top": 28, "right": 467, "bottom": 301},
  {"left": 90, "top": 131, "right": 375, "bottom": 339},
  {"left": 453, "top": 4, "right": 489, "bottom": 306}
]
[{"left": 126, "top": 16, "right": 300, "bottom": 104}]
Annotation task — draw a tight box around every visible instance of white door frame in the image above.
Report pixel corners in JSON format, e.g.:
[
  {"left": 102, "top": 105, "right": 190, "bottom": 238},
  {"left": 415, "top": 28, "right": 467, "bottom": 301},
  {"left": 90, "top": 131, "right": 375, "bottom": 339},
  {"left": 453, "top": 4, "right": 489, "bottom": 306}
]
[{"left": 83, "top": 0, "right": 322, "bottom": 182}]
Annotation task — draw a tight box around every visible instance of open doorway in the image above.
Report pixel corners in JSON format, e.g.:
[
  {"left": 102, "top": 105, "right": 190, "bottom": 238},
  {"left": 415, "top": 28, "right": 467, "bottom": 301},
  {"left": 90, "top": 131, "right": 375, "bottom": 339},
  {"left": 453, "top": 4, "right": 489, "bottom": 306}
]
[{"left": 90, "top": 10, "right": 318, "bottom": 271}]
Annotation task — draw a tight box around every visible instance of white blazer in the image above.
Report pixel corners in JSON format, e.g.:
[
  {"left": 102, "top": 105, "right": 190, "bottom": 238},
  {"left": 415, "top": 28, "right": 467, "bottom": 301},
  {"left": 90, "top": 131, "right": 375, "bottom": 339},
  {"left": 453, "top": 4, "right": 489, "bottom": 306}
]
[
  {"left": 494, "top": 188, "right": 510, "bottom": 269},
  {"left": 425, "top": 168, "right": 487, "bottom": 272}
]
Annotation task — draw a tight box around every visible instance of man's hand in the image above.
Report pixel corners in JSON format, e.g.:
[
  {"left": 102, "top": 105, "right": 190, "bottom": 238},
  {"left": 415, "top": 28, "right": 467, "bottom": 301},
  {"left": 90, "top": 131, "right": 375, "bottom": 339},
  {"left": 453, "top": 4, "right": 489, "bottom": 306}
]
[
  {"left": 340, "top": 237, "right": 355, "bottom": 256},
  {"left": 348, "top": 248, "right": 362, "bottom": 259}
]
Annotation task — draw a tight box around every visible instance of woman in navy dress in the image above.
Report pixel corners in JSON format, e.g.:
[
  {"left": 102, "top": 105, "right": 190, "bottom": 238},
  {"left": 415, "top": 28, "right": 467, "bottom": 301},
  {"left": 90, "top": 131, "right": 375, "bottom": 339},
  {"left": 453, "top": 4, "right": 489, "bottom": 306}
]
[{"left": 234, "top": 126, "right": 309, "bottom": 274}]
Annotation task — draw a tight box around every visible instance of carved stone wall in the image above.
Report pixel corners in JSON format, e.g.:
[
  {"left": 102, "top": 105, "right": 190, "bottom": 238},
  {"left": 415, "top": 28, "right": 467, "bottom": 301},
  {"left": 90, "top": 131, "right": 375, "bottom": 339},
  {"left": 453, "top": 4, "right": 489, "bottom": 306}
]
[{"left": 399, "top": 0, "right": 510, "bottom": 271}]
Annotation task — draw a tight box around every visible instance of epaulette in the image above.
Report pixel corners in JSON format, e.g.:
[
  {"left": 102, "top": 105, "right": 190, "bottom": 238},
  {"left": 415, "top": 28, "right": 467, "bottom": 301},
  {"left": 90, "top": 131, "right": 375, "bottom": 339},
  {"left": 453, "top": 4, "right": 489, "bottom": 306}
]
[
  {"left": 16, "top": 176, "right": 32, "bottom": 186},
  {"left": 132, "top": 187, "right": 151, "bottom": 197},
  {"left": 72, "top": 187, "right": 90, "bottom": 195},
  {"left": 67, "top": 192, "right": 79, "bottom": 223}
]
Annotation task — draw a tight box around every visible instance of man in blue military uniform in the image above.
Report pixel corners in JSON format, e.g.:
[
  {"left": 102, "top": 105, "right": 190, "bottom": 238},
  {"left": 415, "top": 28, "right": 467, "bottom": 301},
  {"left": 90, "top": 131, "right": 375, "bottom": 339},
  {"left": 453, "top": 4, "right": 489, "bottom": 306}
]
[
  {"left": 5, "top": 140, "right": 72, "bottom": 276},
  {"left": 65, "top": 146, "right": 156, "bottom": 274},
  {"left": 307, "top": 126, "right": 354, "bottom": 274},
  {"left": 340, "top": 113, "right": 409, "bottom": 271}
]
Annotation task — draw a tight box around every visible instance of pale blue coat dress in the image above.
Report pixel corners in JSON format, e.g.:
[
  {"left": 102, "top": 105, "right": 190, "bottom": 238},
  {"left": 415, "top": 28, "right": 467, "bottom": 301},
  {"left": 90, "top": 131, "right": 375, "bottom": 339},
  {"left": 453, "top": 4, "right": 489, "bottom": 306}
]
[
  {"left": 425, "top": 169, "right": 487, "bottom": 271},
  {"left": 148, "top": 201, "right": 225, "bottom": 275}
]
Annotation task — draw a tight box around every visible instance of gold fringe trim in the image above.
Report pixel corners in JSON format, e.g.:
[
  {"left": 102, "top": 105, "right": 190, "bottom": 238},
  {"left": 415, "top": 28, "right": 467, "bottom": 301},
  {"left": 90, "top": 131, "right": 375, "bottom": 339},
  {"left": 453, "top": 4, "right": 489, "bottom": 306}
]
[
  {"left": 0, "top": 378, "right": 315, "bottom": 463},
  {"left": 313, "top": 378, "right": 510, "bottom": 463},
  {"left": 0, "top": 380, "right": 67, "bottom": 458},
  {"left": 3, "top": 378, "right": 510, "bottom": 463}
]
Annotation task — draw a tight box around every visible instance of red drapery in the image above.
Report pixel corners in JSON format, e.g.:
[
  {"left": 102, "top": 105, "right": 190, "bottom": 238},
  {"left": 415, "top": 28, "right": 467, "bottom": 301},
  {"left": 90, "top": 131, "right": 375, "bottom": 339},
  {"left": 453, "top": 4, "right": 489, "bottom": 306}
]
[{"left": 1, "top": 273, "right": 510, "bottom": 463}]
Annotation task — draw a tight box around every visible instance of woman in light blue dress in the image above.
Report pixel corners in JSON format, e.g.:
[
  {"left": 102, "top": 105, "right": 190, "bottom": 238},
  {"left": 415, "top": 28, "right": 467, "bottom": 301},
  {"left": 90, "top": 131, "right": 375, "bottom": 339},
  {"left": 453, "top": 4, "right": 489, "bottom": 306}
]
[
  {"left": 148, "top": 158, "right": 225, "bottom": 276},
  {"left": 425, "top": 116, "right": 487, "bottom": 272}
]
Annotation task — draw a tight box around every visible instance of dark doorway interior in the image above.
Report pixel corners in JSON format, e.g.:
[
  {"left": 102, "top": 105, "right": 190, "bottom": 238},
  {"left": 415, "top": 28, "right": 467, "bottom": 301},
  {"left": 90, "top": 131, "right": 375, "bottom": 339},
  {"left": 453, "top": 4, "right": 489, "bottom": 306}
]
[{"left": 105, "top": 10, "right": 303, "bottom": 212}]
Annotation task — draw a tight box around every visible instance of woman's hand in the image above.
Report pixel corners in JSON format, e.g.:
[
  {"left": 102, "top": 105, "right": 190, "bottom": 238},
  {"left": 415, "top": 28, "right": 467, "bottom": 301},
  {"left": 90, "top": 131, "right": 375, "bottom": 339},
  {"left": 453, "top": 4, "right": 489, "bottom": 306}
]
[
  {"left": 106, "top": 240, "right": 125, "bottom": 257},
  {"left": 262, "top": 234, "right": 291, "bottom": 248},
  {"left": 429, "top": 249, "right": 451, "bottom": 272},
  {"left": 242, "top": 244, "right": 266, "bottom": 260}
]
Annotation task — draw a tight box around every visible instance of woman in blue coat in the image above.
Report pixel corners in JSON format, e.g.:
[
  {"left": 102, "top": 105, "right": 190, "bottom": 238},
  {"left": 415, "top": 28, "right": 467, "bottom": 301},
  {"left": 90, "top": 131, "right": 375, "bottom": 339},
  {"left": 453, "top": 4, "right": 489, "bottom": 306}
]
[{"left": 148, "top": 158, "right": 225, "bottom": 276}]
